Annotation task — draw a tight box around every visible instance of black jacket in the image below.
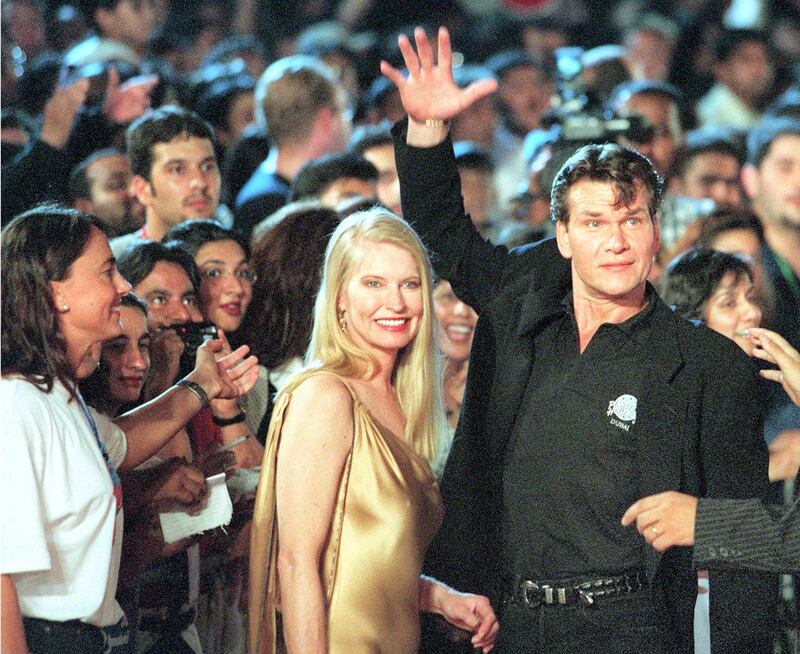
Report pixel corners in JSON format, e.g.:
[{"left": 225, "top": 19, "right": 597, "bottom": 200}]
[{"left": 392, "top": 119, "right": 777, "bottom": 653}]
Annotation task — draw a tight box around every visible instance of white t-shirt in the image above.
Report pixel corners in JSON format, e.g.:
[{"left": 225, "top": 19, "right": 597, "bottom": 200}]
[{"left": 0, "top": 377, "right": 126, "bottom": 626}]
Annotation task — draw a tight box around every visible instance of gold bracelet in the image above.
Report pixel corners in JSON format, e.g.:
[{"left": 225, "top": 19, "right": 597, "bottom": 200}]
[{"left": 423, "top": 118, "right": 448, "bottom": 127}]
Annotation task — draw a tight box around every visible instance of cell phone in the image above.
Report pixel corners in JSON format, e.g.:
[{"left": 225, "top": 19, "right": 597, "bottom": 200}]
[
  {"left": 171, "top": 321, "right": 217, "bottom": 356},
  {"left": 83, "top": 66, "right": 109, "bottom": 107},
  {"left": 172, "top": 321, "right": 217, "bottom": 379}
]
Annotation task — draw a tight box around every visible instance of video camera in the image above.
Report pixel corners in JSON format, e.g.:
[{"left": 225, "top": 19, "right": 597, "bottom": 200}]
[
  {"left": 529, "top": 47, "right": 660, "bottom": 202},
  {"left": 542, "top": 47, "right": 654, "bottom": 144}
]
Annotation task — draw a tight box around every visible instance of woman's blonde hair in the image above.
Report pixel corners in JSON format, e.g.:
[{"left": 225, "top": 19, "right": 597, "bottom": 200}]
[{"left": 307, "top": 208, "right": 447, "bottom": 464}]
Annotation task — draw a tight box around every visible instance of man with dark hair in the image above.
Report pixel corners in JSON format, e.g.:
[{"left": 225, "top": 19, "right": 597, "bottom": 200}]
[
  {"left": 235, "top": 55, "right": 351, "bottom": 235},
  {"left": 289, "top": 152, "right": 377, "bottom": 207},
  {"left": 350, "top": 123, "right": 402, "bottom": 216},
  {"left": 697, "top": 29, "right": 776, "bottom": 130},
  {"left": 69, "top": 148, "right": 144, "bottom": 237},
  {"left": 450, "top": 66, "right": 498, "bottom": 151},
  {"left": 383, "top": 27, "right": 775, "bottom": 653},
  {"left": 741, "top": 117, "right": 800, "bottom": 351},
  {"left": 66, "top": 0, "right": 156, "bottom": 66},
  {"left": 485, "top": 49, "right": 553, "bottom": 211},
  {"left": 193, "top": 74, "right": 256, "bottom": 150},
  {"left": 111, "top": 105, "right": 221, "bottom": 255},
  {"left": 669, "top": 127, "right": 745, "bottom": 209},
  {"left": 453, "top": 141, "right": 497, "bottom": 237}
]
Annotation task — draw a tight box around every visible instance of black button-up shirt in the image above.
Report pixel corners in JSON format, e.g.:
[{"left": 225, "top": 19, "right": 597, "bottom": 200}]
[{"left": 502, "top": 288, "right": 658, "bottom": 580}]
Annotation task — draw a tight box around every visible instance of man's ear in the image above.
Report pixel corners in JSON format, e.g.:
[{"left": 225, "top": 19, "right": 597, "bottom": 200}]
[
  {"left": 651, "top": 212, "right": 661, "bottom": 256},
  {"left": 130, "top": 175, "right": 153, "bottom": 206},
  {"left": 740, "top": 164, "right": 759, "bottom": 201},
  {"left": 74, "top": 197, "right": 94, "bottom": 214},
  {"left": 555, "top": 220, "right": 572, "bottom": 259}
]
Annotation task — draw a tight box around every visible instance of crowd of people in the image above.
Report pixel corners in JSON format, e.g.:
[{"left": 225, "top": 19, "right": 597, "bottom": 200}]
[{"left": 2, "top": 0, "right": 800, "bottom": 653}]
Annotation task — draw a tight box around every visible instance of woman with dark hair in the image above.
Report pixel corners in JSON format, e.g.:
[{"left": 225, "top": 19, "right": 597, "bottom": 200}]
[
  {"left": 0, "top": 206, "right": 258, "bottom": 654},
  {"left": 237, "top": 202, "right": 341, "bottom": 442},
  {"left": 694, "top": 207, "right": 776, "bottom": 326},
  {"left": 164, "top": 219, "right": 262, "bottom": 653},
  {"left": 662, "top": 248, "right": 799, "bottom": 482},
  {"left": 661, "top": 248, "right": 761, "bottom": 355},
  {"left": 165, "top": 219, "right": 264, "bottom": 467},
  {"left": 80, "top": 293, "right": 152, "bottom": 417}
]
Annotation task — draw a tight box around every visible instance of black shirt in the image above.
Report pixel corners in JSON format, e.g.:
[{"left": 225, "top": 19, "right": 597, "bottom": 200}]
[{"left": 502, "top": 288, "right": 658, "bottom": 580}]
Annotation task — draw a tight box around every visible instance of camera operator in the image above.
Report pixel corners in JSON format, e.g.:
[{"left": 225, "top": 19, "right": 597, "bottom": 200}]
[{"left": 607, "top": 80, "right": 684, "bottom": 179}]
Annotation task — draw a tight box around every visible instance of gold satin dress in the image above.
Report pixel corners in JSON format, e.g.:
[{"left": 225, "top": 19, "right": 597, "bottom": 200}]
[{"left": 248, "top": 369, "right": 444, "bottom": 654}]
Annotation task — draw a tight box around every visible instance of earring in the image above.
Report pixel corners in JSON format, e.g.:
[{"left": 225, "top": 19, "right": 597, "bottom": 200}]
[
  {"left": 337, "top": 309, "right": 347, "bottom": 332},
  {"left": 62, "top": 304, "right": 70, "bottom": 312}
]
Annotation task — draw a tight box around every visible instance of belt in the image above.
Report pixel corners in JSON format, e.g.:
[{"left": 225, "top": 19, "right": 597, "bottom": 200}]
[
  {"left": 23, "top": 617, "right": 106, "bottom": 653},
  {"left": 506, "top": 571, "right": 648, "bottom": 609}
]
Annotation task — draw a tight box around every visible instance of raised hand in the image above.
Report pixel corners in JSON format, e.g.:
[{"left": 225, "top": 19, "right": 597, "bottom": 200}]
[
  {"left": 189, "top": 330, "right": 259, "bottom": 401},
  {"left": 103, "top": 67, "right": 158, "bottom": 125},
  {"left": 750, "top": 327, "right": 800, "bottom": 406},
  {"left": 40, "top": 77, "right": 89, "bottom": 149},
  {"left": 380, "top": 27, "right": 497, "bottom": 124}
]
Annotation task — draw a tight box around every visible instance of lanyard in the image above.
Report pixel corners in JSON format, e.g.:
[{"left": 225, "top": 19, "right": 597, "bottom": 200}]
[{"left": 76, "top": 391, "right": 123, "bottom": 513}]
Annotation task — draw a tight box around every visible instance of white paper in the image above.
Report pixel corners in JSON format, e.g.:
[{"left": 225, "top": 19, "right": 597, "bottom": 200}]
[{"left": 159, "top": 472, "right": 232, "bottom": 544}]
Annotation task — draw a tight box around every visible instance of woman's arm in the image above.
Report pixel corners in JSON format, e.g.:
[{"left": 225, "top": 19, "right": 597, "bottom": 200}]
[
  {"left": 116, "top": 338, "right": 258, "bottom": 470},
  {"left": 275, "top": 376, "right": 355, "bottom": 654},
  {"left": 418, "top": 576, "right": 499, "bottom": 653},
  {"left": 1, "top": 575, "right": 27, "bottom": 654},
  {"left": 210, "top": 396, "right": 264, "bottom": 468}
]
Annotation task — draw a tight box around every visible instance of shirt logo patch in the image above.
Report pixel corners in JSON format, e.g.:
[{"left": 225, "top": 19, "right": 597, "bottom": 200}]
[{"left": 607, "top": 394, "right": 637, "bottom": 431}]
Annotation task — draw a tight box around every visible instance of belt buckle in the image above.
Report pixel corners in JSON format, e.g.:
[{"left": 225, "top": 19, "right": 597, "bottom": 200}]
[{"left": 520, "top": 580, "right": 542, "bottom": 608}]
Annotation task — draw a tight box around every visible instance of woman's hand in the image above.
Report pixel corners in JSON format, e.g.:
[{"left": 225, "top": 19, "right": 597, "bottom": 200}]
[
  {"left": 380, "top": 26, "right": 497, "bottom": 126},
  {"left": 188, "top": 330, "right": 259, "bottom": 401},
  {"left": 768, "top": 430, "right": 800, "bottom": 481},
  {"left": 420, "top": 577, "right": 499, "bottom": 652},
  {"left": 750, "top": 327, "right": 800, "bottom": 406}
]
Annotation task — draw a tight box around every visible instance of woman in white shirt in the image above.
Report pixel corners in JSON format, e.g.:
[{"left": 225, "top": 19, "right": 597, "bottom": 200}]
[{"left": 0, "top": 206, "right": 259, "bottom": 654}]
